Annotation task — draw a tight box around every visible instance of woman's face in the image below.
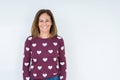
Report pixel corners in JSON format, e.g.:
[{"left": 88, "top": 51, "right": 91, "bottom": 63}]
[{"left": 38, "top": 13, "right": 52, "bottom": 34}]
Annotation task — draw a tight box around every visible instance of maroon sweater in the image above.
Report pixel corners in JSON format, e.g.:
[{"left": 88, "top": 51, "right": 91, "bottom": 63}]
[{"left": 22, "top": 35, "right": 66, "bottom": 80}]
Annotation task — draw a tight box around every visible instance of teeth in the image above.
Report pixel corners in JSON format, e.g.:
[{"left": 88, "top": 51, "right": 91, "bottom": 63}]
[
  {"left": 42, "top": 26, "right": 50, "bottom": 29},
  {"left": 42, "top": 26, "right": 47, "bottom": 29}
]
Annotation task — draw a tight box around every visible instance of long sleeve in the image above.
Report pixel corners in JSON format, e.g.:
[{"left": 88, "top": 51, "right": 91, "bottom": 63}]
[
  {"left": 58, "top": 38, "right": 67, "bottom": 80},
  {"left": 22, "top": 36, "right": 32, "bottom": 80}
]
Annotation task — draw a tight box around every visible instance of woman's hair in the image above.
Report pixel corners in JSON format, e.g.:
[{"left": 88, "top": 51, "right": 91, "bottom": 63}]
[{"left": 31, "top": 9, "right": 57, "bottom": 38}]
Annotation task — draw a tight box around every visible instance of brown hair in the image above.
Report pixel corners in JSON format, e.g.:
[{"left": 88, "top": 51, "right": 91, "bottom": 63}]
[{"left": 31, "top": 9, "right": 57, "bottom": 38}]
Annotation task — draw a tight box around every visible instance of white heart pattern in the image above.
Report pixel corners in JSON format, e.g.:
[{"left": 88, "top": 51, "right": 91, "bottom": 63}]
[
  {"left": 26, "top": 77, "right": 30, "bottom": 80},
  {"left": 53, "top": 57, "right": 57, "bottom": 61},
  {"left": 24, "top": 62, "right": 29, "bottom": 66},
  {"left": 53, "top": 73, "right": 57, "bottom": 75},
  {"left": 65, "top": 69, "right": 67, "bottom": 72},
  {"left": 26, "top": 47, "right": 30, "bottom": 51},
  {"left": 57, "top": 50, "right": 59, "bottom": 53},
  {"left": 33, "top": 58, "right": 37, "bottom": 62},
  {"left": 57, "top": 36, "right": 62, "bottom": 39},
  {"left": 43, "top": 58, "right": 48, "bottom": 62},
  {"left": 33, "top": 73, "right": 37, "bottom": 77},
  {"left": 61, "top": 46, "right": 64, "bottom": 50},
  {"left": 30, "top": 51, "right": 32, "bottom": 54},
  {"left": 48, "top": 65, "right": 53, "bottom": 70},
  {"left": 42, "top": 43, "right": 47, "bottom": 47},
  {"left": 56, "top": 65, "right": 59, "bottom": 69},
  {"left": 28, "top": 37, "right": 32, "bottom": 40},
  {"left": 37, "top": 50, "right": 42, "bottom": 54},
  {"left": 53, "top": 42, "right": 57, "bottom": 46},
  {"left": 42, "top": 73, "right": 47, "bottom": 77},
  {"left": 60, "top": 76, "right": 64, "bottom": 79},
  {"left": 48, "top": 50, "right": 53, "bottom": 54},
  {"left": 30, "top": 65, "right": 34, "bottom": 69},
  {"left": 37, "top": 66, "right": 42, "bottom": 70},
  {"left": 32, "top": 43, "right": 36, "bottom": 47},
  {"left": 60, "top": 62, "right": 65, "bottom": 66}
]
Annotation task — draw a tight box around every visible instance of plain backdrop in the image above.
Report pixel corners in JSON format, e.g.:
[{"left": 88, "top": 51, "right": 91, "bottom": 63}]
[{"left": 0, "top": 0, "right": 120, "bottom": 80}]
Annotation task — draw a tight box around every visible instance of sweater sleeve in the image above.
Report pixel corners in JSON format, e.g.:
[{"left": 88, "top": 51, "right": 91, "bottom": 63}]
[
  {"left": 58, "top": 37, "right": 67, "bottom": 80},
  {"left": 22, "top": 36, "right": 32, "bottom": 80}
]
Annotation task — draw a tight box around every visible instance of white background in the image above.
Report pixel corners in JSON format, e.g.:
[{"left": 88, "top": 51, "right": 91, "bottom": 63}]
[{"left": 0, "top": 0, "right": 120, "bottom": 80}]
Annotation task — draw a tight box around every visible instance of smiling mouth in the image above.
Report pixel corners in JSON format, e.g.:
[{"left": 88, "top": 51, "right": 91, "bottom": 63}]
[{"left": 42, "top": 26, "right": 48, "bottom": 29}]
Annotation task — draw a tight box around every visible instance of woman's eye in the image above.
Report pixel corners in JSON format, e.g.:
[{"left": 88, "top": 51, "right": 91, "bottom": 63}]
[
  {"left": 39, "top": 20, "right": 43, "bottom": 22},
  {"left": 46, "top": 20, "right": 50, "bottom": 22},
  {"left": 39, "top": 19, "right": 50, "bottom": 22}
]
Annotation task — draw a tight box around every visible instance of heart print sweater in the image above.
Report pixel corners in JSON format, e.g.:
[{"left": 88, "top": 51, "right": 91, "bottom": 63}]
[{"left": 22, "top": 35, "right": 66, "bottom": 80}]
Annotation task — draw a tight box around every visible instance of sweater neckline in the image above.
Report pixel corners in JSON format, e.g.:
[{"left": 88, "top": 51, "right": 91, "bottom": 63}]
[{"left": 36, "top": 35, "right": 57, "bottom": 40}]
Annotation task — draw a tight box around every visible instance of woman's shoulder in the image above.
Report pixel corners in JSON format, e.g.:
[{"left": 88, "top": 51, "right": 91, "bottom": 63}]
[
  {"left": 56, "top": 35, "right": 65, "bottom": 43},
  {"left": 24, "top": 35, "right": 33, "bottom": 44},
  {"left": 56, "top": 35, "right": 64, "bottom": 40},
  {"left": 56, "top": 35, "right": 65, "bottom": 46},
  {"left": 24, "top": 35, "right": 35, "bottom": 43},
  {"left": 25, "top": 35, "right": 64, "bottom": 41},
  {"left": 26, "top": 35, "right": 33, "bottom": 41}
]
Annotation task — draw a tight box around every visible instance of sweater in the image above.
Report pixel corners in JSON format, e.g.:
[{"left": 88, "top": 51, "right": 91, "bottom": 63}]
[{"left": 22, "top": 35, "right": 66, "bottom": 80}]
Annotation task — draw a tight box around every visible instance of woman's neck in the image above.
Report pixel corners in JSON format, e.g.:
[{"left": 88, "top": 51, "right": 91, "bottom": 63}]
[{"left": 39, "top": 33, "right": 50, "bottom": 39}]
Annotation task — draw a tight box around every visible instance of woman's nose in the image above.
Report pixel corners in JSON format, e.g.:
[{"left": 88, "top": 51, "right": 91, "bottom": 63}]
[{"left": 43, "top": 21, "right": 47, "bottom": 25}]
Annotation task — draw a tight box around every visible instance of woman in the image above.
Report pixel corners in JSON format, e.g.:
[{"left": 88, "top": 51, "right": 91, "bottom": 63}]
[{"left": 22, "top": 9, "right": 66, "bottom": 80}]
